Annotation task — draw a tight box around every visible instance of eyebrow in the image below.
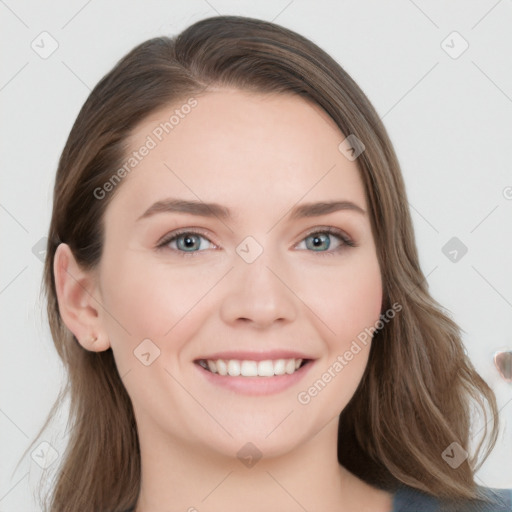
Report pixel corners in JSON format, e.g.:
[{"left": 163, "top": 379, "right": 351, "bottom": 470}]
[{"left": 137, "top": 198, "right": 366, "bottom": 222}]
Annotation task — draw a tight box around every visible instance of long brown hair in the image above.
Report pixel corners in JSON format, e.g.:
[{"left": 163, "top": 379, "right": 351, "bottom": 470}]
[{"left": 29, "top": 14, "right": 499, "bottom": 511}]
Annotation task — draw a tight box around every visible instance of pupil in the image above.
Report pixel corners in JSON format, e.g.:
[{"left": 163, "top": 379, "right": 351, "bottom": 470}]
[
  {"left": 311, "top": 234, "right": 329, "bottom": 250},
  {"left": 181, "top": 235, "right": 198, "bottom": 250}
]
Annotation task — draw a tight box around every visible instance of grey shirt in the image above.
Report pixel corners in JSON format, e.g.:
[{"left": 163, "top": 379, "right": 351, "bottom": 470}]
[
  {"left": 122, "top": 484, "right": 512, "bottom": 511},
  {"left": 393, "top": 484, "right": 512, "bottom": 511}
]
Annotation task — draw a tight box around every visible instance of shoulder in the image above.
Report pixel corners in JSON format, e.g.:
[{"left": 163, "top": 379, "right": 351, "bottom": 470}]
[{"left": 393, "top": 484, "right": 512, "bottom": 512}]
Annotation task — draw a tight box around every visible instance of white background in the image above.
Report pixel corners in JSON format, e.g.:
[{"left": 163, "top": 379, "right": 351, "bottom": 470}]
[{"left": 1, "top": 0, "right": 511, "bottom": 510}]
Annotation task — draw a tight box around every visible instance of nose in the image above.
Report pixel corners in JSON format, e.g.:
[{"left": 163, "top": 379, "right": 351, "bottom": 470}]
[{"left": 219, "top": 252, "right": 298, "bottom": 329}]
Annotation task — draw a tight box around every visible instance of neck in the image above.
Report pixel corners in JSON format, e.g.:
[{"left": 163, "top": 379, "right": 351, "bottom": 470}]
[{"left": 133, "top": 416, "right": 378, "bottom": 512}]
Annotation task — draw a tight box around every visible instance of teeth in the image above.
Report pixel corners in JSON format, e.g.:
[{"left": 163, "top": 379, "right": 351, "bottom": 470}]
[
  {"left": 241, "top": 360, "right": 258, "bottom": 377},
  {"left": 285, "top": 359, "right": 296, "bottom": 374},
  {"left": 216, "top": 359, "right": 228, "bottom": 376},
  {"left": 200, "top": 358, "right": 304, "bottom": 377},
  {"left": 273, "top": 359, "right": 285, "bottom": 375},
  {"left": 227, "top": 360, "right": 241, "bottom": 376}
]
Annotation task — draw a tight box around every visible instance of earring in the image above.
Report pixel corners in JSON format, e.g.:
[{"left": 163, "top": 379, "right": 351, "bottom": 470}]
[{"left": 89, "top": 334, "right": 98, "bottom": 343}]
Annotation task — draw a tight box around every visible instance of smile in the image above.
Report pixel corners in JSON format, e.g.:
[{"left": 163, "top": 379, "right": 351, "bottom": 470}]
[{"left": 196, "top": 358, "right": 307, "bottom": 377}]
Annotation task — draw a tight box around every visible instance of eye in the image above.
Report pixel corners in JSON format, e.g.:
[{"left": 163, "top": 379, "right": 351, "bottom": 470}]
[
  {"left": 156, "top": 229, "right": 216, "bottom": 255},
  {"left": 156, "top": 226, "right": 356, "bottom": 257},
  {"left": 295, "top": 227, "right": 356, "bottom": 255}
]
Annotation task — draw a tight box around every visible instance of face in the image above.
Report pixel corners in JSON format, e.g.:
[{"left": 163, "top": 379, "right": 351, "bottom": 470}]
[{"left": 94, "top": 89, "right": 382, "bottom": 459}]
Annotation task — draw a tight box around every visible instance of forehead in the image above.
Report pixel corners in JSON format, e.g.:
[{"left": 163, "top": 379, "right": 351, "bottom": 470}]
[{"left": 106, "top": 89, "right": 366, "bottom": 222}]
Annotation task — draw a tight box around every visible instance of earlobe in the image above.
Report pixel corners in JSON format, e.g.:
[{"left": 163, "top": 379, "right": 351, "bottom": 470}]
[
  {"left": 53, "top": 243, "right": 111, "bottom": 352},
  {"left": 78, "top": 333, "right": 110, "bottom": 352}
]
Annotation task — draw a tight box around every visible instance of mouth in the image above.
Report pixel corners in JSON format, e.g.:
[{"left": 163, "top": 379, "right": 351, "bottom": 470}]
[
  {"left": 195, "top": 358, "right": 311, "bottom": 377},
  {"left": 193, "top": 351, "right": 316, "bottom": 395}
]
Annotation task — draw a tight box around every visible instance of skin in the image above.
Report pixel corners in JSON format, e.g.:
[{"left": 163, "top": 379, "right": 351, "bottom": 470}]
[{"left": 54, "top": 89, "right": 393, "bottom": 511}]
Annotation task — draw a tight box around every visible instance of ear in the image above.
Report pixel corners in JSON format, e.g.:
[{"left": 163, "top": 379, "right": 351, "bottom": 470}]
[{"left": 53, "top": 243, "right": 111, "bottom": 352}]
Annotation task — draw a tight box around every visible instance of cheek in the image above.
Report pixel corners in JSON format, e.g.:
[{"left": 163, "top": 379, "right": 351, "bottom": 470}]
[
  {"left": 98, "top": 249, "right": 224, "bottom": 376},
  {"left": 303, "top": 253, "right": 382, "bottom": 346},
  {"left": 295, "top": 258, "right": 381, "bottom": 415},
  {"left": 97, "top": 253, "right": 178, "bottom": 362},
  {"left": 100, "top": 250, "right": 209, "bottom": 333},
  {"left": 295, "top": 252, "right": 381, "bottom": 409}
]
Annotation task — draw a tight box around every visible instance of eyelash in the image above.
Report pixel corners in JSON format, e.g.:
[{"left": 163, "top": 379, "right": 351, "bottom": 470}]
[{"left": 156, "top": 226, "right": 356, "bottom": 258}]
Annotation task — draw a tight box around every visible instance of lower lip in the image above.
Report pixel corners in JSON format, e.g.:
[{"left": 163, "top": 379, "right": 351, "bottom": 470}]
[{"left": 195, "top": 361, "right": 315, "bottom": 396}]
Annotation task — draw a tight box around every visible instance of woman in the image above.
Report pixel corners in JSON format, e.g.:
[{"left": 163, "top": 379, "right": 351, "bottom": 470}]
[{"left": 35, "top": 14, "right": 511, "bottom": 512}]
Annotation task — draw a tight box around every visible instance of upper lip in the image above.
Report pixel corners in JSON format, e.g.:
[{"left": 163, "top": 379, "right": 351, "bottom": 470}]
[{"left": 195, "top": 350, "right": 314, "bottom": 362}]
